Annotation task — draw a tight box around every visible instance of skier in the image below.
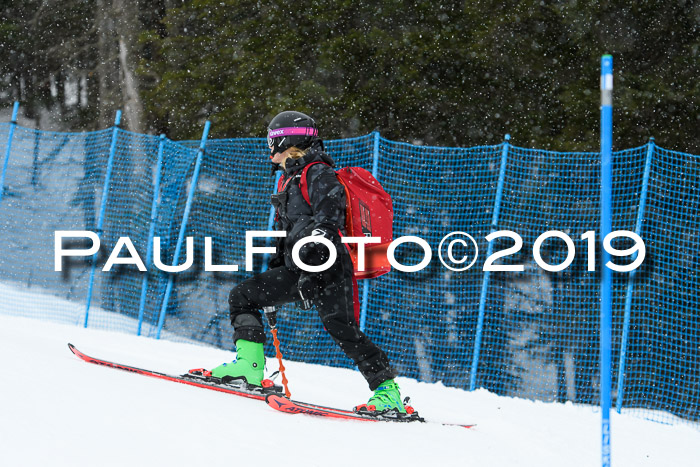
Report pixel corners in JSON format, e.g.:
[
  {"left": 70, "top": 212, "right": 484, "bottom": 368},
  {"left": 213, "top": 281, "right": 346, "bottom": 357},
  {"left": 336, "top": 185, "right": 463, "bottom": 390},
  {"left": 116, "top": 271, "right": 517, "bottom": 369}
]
[{"left": 210, "top": 110, "right": 406, "bottom": 414}]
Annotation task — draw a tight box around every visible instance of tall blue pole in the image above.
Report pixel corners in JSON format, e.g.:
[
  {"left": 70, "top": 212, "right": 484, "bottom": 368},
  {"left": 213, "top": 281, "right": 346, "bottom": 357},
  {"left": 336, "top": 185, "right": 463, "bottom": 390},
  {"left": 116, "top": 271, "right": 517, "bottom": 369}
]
[
  {"left": 0, "top": 101, "right": 20, "bottom": 205},
  {"left": 359, "top": 131, "right": 382, "bottom": 332},
  {"left": 615, "top": 138, "right": 654, "bottom": 412},
  {"left": 155, "top": 121, "right": 211, "bottom": 339},
  {"left": 469, "top": 134, "right": 510, "bottom": 390},
  {"left": 600, "top": 54, "right": 614, "bottom": 467},
  {"left": 137, "top": 134, "right": 166, "bottom": 336},
  {"left": 83, "top": 110, "right": 122, "bottom": 328},
  {"left": 260, "top": 170, "right": 283, "bottom": 273}
]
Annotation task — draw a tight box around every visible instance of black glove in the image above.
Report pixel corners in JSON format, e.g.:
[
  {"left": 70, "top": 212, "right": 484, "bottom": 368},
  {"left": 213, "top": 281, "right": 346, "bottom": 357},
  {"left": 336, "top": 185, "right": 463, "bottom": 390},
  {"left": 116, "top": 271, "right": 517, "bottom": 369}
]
[
  {"left": 297, "top": 226, "right": 338, "bottom": 266},
  {"left": 298, "top": 271, "right": 323, "bottom": 304},
  {"left": 268, "top": 237, "right": 286, "bottom": 269}
]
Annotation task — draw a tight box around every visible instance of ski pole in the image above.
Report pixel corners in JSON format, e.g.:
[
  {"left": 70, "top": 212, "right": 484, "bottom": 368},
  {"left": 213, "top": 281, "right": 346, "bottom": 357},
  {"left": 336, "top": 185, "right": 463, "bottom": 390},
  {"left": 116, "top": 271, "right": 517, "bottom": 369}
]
[{"left": 263, "top": 306, "right": 291, "bottom": 398}]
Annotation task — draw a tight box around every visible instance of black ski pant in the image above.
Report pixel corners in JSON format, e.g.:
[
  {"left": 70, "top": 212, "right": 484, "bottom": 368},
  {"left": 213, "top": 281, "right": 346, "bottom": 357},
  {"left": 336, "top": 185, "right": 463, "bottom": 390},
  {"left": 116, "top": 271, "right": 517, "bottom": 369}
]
[{"left": 227, "top": 254, "right": 396, "bottom": 391}]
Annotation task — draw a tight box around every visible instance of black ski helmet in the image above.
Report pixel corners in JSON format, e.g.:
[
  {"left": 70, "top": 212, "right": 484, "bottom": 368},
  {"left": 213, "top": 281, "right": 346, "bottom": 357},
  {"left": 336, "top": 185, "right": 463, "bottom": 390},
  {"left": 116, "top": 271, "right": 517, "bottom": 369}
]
[{"left": 267, "top": 111, "right": 318, "bottom": 156}]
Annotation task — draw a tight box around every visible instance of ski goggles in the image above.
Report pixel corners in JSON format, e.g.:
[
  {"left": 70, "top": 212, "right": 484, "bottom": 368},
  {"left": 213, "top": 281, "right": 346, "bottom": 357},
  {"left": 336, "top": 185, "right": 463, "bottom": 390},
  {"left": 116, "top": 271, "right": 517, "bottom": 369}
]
[{"left": 267, "top": 127, "right": 319, "bottom": 150}]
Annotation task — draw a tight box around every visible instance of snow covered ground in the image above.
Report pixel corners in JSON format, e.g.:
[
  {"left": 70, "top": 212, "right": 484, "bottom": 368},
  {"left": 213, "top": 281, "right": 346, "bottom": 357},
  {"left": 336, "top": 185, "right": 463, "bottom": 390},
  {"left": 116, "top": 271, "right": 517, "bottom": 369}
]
[{"left": 1, "top": 313, "right": 698, "bottom": 467}]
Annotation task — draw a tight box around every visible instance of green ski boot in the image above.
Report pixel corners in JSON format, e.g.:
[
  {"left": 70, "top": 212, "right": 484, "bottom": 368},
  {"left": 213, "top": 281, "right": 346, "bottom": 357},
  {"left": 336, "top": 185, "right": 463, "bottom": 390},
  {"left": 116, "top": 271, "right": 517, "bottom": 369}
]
[
  {"left": 210, "top": 339, "right": 265, "bottom": 386},
  {"left": 355, "top": 379, "right": 407, "bottom": 414}
]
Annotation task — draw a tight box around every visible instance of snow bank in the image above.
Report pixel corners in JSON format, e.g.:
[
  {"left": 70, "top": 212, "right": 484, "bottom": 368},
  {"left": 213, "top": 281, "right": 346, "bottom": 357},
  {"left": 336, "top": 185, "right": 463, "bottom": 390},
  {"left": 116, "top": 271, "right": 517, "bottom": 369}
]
[{"left": 0, "top": 314, "right": 698, "bottom": 467}]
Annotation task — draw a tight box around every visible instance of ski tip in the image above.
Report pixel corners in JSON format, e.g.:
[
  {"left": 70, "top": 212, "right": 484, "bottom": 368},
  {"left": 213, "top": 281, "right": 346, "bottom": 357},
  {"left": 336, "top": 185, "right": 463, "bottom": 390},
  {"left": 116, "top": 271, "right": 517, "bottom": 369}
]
[{"left": 67, "top": 343, "right": 84, "bottom": 358}]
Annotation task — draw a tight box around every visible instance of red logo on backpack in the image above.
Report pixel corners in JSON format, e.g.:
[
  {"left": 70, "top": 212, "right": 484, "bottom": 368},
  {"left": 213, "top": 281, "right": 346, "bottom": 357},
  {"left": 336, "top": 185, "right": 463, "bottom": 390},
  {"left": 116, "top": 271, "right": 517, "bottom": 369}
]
[
  {"left": 359, "top": 200, "right": 372, "bottom": 237},
  {"left": 298, "top": 162, "right": 393, "bottom": 279}
]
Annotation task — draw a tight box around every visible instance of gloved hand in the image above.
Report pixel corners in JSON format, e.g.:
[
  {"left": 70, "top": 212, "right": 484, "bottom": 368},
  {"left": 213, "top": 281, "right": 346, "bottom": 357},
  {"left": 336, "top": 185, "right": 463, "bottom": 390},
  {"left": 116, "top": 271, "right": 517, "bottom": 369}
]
[
  {"left": 297, "top": 271, "right": 323, "bottom": 304},
  {"left": 268, "top": 237, "right": 286, "bottom": 269},
  {"left": 297, "top": 226, "right": 338, "bottom": 266}
]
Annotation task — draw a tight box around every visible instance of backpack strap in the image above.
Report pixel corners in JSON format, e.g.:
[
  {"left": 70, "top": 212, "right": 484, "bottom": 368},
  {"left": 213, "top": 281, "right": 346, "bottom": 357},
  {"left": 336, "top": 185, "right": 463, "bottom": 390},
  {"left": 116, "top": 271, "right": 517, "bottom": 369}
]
[
  {"left": 298, "top": 161, "right": 347, "bottom": 242},
  {"left": 277, "top": 171, "right": 299, "bottom": 193},
  {"left": 274, "top": 171, "right": 303, "bottom": 224},
  {"left": 298, "top": 161, "right": 328, "bottom": 206},
  {"left": 276, "top": 174, "right": 286, "bottom": 193}
]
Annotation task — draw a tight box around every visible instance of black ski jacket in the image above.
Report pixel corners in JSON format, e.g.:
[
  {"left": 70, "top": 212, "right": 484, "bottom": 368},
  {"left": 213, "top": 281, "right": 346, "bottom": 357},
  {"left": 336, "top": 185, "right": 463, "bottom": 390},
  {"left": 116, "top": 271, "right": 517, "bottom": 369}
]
[{"left": 269, "top": 142, "right": 347, "bottom": 272}]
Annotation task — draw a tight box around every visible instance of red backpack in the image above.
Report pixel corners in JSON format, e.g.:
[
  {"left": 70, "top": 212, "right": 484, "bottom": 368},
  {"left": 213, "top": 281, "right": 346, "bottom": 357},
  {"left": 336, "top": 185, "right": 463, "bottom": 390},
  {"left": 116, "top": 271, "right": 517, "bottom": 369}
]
[{"left": 280, "top": 162, "right": 393, "bottom": 279}]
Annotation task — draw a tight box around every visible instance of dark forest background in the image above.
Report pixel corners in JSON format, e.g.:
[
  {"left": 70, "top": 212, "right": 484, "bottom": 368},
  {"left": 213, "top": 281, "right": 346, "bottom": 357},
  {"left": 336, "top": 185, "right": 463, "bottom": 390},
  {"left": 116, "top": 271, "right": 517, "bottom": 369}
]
[{"left": 1, "top": 0, "right": 698, "bottom": 152}]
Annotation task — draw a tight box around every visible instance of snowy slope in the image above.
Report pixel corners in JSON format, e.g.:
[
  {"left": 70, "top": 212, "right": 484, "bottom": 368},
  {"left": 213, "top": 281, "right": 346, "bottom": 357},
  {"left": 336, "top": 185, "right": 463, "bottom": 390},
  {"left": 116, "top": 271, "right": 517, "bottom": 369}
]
[{"left": 0, "top": 314, "right": 697, "bottom": 467}]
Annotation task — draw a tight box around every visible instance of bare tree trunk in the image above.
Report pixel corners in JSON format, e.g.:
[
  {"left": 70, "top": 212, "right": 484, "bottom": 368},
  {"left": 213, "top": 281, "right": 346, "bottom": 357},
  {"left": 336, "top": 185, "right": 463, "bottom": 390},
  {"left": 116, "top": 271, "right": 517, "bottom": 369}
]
[
  {"left": 115, "top": 0, "right": 144, "bottom": 133},
  {"left": 118, "top": 36, "right": 145, "bottom": 133},
  {"left": 94, "top": 0, "right": 144, "bottom": 132},
  {"left": 95, "top": 0, "right": 121, "bottom": 128}
]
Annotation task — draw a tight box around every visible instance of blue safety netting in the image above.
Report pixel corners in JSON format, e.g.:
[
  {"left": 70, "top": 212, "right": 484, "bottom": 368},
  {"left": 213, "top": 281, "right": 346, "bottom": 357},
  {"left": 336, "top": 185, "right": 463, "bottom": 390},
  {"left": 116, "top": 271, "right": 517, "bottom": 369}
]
[{"left": 0, "top": 120, "right": 698, "bottom": 428}]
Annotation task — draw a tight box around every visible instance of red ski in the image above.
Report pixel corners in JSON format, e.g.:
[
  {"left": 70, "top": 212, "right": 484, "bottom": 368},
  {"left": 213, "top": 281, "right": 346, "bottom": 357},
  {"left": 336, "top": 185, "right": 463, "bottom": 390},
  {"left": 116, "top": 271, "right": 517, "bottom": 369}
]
[
  {"left": 67, "top": 343, "right": 283, "bottom": 400},
  {"left": 69, "top": 344, "right": 475, "bottom": 428},
  {"left": 265, "top": 394, "right": 476, "bottom": 428}
]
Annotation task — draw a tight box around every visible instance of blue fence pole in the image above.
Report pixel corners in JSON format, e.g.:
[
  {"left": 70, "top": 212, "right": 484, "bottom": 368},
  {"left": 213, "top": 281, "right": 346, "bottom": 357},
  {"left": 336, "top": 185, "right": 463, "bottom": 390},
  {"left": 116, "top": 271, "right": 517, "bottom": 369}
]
[
  {"left": 600, "top": 54, "right": 614, "bottom": 467},
  {"left": 469, "top": 134, "right": 510, "bottom": 391},
  {"left": 83, "top": 110, "right": 122, "bottom": 328},
  {"left": 260, "top": 170, "right": 283, "bottom": 273},
  {"left": 155, "top": 121, "right": 211, "bottom": 339},
  {"left": 137, "top": 134, "right": 167, "bottom": 336},
  {"left": 615, "top": 138, "right": 654, "bottom": 412},
  {"left": 358, "top": 131, "right": 382, "bottom": 332},
  {"left": 0, "top": 101, "right": 20, "bottom": 205}
]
